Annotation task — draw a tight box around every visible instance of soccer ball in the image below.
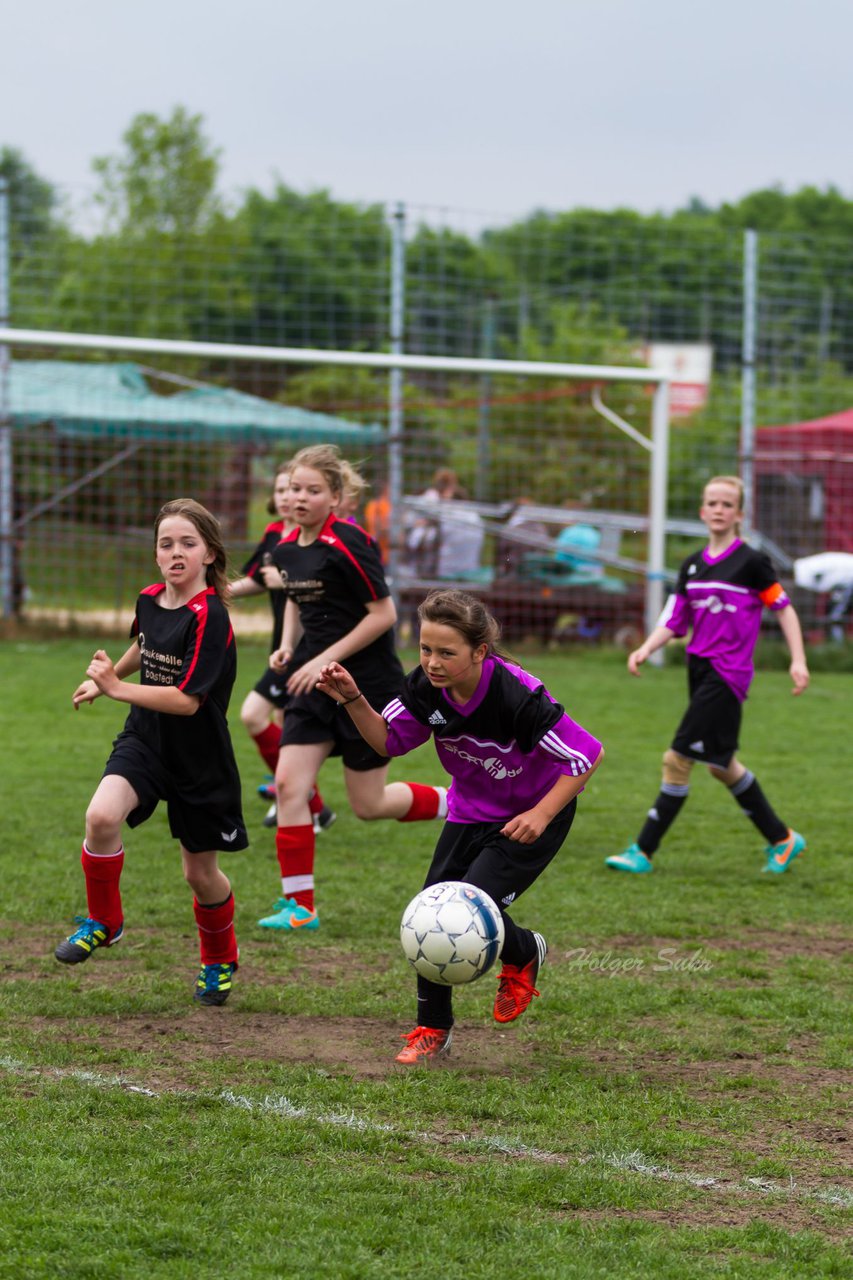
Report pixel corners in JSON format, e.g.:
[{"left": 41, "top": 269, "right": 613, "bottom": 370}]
[{"left": 399, "top": 881, "right": 505, "bottom": 986}]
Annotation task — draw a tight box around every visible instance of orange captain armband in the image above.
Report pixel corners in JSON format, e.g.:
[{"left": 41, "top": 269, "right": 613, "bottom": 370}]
[{"left": 759, "top": 582, "right": 787, "bottom": 607}]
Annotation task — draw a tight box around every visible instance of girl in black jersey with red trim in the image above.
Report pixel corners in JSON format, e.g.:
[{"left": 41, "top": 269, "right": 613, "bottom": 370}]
[
  {"left": 54, "top": 499, "right": 247, "bottom": 1006},
  {"left": 230, "top": 461, "right": 333, "bottom": 833},
  {"left": 258, "top": 445, "right": 447, "bottom": 933}
]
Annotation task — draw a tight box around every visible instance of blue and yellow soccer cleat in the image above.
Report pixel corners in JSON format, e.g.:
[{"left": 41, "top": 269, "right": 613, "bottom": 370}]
[
  {"left": 762, "top": 829, "right": 806, "bottom": 875},
  {"left": 55, "top": 916, "right": 124, "bottom": 964},
  {"left": 257, "top": 897, "right": 320, "bottom": 931},
  {"left": 605, "top": 843, "right": 654, "bottom": 874},
  {"left": 193, "top": 961, "right": 236, "bottom": 1006}
]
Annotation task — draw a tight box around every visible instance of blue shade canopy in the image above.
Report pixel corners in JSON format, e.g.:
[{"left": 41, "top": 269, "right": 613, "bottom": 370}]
[{"left": 7, "top": 361, "right": 384, "bottom": 446}]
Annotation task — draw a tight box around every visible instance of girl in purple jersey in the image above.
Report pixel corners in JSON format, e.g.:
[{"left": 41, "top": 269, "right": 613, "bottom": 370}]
[
  {"left": 606, "top": 475, "right": 809, "bottom": 877},
  {"left": 260, "top": 445, "right": 448, "bottom": 934},
  {"left": 317, "top": 589, "right": 604, "bottom": 1065},
  {"left": 55, "top": 499, "right": 246, "bottom": 1006}
]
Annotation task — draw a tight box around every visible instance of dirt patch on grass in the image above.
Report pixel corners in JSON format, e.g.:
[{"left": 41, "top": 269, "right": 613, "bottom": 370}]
[
  {"left": 567, "top": 1204, "right": 849, "bottom": 1243},
  {"left": 579, "top": 1038, "right": 851, "bottom": 1112},
  {"left": 16, "top": 1011, "right": 531, "bottom": 1085},
  {"left": 597, "top": 925, "right": 851, "bottom": 966}
]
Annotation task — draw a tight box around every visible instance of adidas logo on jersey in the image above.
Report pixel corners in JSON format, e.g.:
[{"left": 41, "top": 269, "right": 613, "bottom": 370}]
[
  {"left": 428, "top": 710, "right": 447, "bottom": 726},
  {"left": 689, "top": 740, "right": 705, "bottom": 754}
]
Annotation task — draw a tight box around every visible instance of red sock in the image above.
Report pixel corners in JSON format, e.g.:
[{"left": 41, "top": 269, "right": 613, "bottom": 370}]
[
  {"left": 275, "top": 824, "right": 316, "bottom": 911},
  {"left": 308, "top": 787, "right": 325, "bottom": 816},
  {"left": 81, "top": 842, "right": 124, "bottom": 937},
  {"left": 194, "top": 893, "right": 238, "bottom": 966},
  {"left": 399, "top": 783, "right": 446, "bottom": 823},
  {"left": 253, "top": 723, "right": 282, "bottom": 773}
]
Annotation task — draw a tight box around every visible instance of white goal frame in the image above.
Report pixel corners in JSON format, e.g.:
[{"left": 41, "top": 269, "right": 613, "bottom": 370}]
[{"left": 0, "top": 326, "right": 671, "bottom": 644}]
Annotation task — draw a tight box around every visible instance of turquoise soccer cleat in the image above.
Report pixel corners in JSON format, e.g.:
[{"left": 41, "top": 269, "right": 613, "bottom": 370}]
[
  {"left": 257, "top": 896, "right": 320, "bottom": 931},
  {"left": 762, "top": 830, "right": 806, "bottom": 875},
  {"left": 605, "top": 844, "right": 654, "bottom": 874}
]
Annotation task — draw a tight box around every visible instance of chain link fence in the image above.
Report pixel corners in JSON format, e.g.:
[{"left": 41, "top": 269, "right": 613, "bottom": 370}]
[{"left": 3, "top": 184, "right": 852, "bottom": 644}]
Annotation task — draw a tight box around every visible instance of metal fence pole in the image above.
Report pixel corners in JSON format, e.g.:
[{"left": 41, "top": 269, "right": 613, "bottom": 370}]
[
  {"left": 740, "top": 228, "right": 758, "bottom": 534},
  {"left": 646, "top": 377, "right": 671, "bottom": 664},
  {"left": 0, "top": 177, "right": 13, "bottom": 618},
  {"left": 475, "top": 297, "right": 495, "bottom": 500},
  {"left": 386, "top": 202, "right": 406, "bottom": 592}
]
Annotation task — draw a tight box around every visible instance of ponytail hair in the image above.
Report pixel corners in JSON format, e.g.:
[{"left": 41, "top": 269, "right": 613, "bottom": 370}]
[
  {"left": 340, "top": 458, "right": 368, "bottom": 512},
  {"left": 155, "top": 499, "right": 230, "bottom": 605},
  {"left": 417, "top": 589, "right": 508, "bottom": 658}
]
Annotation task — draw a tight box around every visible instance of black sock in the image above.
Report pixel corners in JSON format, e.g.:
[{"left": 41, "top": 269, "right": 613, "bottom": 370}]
[
  {"left": 637, "top": 784, "right": 689, "bottom": 856},
  {"left": 500, "top": 917, "right": 537, "bottom": 967},
  {"left": 416, "top": 976, "right": 453, "bottom": 1030},
  {"left": 729, "top": 771, "right": 788, "bottom": 844}
]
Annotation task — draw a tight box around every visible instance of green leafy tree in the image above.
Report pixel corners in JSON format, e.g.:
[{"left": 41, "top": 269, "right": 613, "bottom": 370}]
[
  {"left": 91, "top": 106, "right": 221, "bottom": 237},
  {"left": 0, "top": 147, "right": 61, "bottom": 257}
]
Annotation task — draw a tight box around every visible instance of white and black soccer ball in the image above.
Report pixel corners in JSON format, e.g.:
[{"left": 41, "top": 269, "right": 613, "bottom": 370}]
[{"left": 399, "top": 881, "right": 505, "bottom": 986}]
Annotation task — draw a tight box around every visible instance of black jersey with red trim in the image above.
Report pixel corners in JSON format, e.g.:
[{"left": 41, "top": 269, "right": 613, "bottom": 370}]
[
  {"left": 271, "top": 514, "right": 402, "bottom": 688},
  {"left": 125, "top": 585, "right": 242, "bottom": 794},
  {"left": 241, "top": 519, "right": 286, "bottom": 653}
]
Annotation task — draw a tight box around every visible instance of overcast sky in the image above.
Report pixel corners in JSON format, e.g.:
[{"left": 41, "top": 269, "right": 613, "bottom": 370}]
[{"left": 3, "top": 0, "right": 850, "bottom": 221}]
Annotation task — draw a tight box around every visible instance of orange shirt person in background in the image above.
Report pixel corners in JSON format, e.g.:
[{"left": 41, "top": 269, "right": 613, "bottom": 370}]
[{"left": 364, "top": 482, "right": 392, "bottom": 562}]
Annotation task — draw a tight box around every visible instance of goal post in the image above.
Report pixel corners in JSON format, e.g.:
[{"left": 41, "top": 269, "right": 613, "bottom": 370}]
[{"left": 0, "top": 325, "right": 670, "bottom": 646}]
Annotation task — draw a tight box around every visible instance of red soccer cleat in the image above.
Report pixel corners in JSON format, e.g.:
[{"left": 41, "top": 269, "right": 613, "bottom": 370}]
[
  {"left": 395, "top": 1025, "right": 452, "bottom": 1065},
  {"left": 493, "top": 933, "right": 547, "bottom": 1023}
]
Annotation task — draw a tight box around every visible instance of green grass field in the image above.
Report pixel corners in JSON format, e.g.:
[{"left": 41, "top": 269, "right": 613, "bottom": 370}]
[{"left": 0, "top": 637, "right": 850, "bottom": 1278}]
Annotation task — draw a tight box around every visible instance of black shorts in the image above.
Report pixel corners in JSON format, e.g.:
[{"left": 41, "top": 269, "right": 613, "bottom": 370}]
[
  {"left": 422, "top": 799, "right": 577, "bottom": 912},
  {"left": 671, "top": 656, "right": 742, "bottom": 768},
  {"left": 102, "top": 730, "right": 249, "bottom": 854},
  {"left": 278, "top": 688, "right": 388, "bottom": 772},
  {"left": 252, "top": 665, "right": 290, "bottom": 709}
]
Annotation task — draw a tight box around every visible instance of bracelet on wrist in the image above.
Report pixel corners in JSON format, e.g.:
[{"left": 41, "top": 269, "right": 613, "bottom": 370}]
[{"left": 340, "top": 691, "right": 364, "bottom": 706}]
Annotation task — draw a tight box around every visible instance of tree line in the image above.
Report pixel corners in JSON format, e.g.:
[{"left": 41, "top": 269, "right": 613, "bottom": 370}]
[{"left": 3, "top": 107, "right": 853, "bottom": 513}]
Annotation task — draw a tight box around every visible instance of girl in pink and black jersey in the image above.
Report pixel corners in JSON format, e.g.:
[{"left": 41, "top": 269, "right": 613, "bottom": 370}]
[
  {"left": 317, "top": 590, "right": 604, "bottom": 1065},
  {"left": 230, "top": 461, "right": 333, "bottom": 833},
  {"left": 607, "top": 475, "right": 810, "bottom": 877},
  {"left": 259, "top": 445, "right": 448, "bottom": 933},
  {"left": 55, "top": 500, "right": 247, "bottom": 1006}
]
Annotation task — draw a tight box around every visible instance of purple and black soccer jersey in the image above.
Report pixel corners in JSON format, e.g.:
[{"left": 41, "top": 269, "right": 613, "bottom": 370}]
[
  {"left": 658, "top": 539, "right": 789, "bottom": 701},
  {"left": 272, "top": 514, "right": 403, "bottom": 694},
  {"left": 241, "top": 518, "right": 286, "bottom": 653},
  {"left": 382, "top": 656, "right": 602, "bottom": 824}
]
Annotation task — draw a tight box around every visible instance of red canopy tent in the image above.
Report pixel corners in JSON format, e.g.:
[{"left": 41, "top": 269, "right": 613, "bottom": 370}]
[{"left": 755, "top": 409, "right": 853, "bottom": 555}]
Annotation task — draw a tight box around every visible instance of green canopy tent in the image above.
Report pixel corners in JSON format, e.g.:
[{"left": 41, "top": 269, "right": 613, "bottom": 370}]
[
  {"left": 9, "top": 360, "right": 384, "bottom": 446},
  {"left": 4, "top": 361, "right": 385, "bottom": 616}
]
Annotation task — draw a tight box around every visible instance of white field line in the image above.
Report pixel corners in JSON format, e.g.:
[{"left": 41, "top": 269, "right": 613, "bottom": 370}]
[{"left": 2, "top": 1055, "right": 850, "bottom": 1210}]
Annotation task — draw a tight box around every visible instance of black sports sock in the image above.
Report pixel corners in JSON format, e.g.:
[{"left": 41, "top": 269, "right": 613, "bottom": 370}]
[
  {"left": 729, "top": 771, "right": 788, "bottom": 844},
  {"left": 500, "top": 917, "right": 537, "bottom": 967},
  {"left": 416, "top": 975, "right": 453, "bottom": 1030},
  {"left": 637, "top": 784, "right": 689, "bottom": 856}
]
